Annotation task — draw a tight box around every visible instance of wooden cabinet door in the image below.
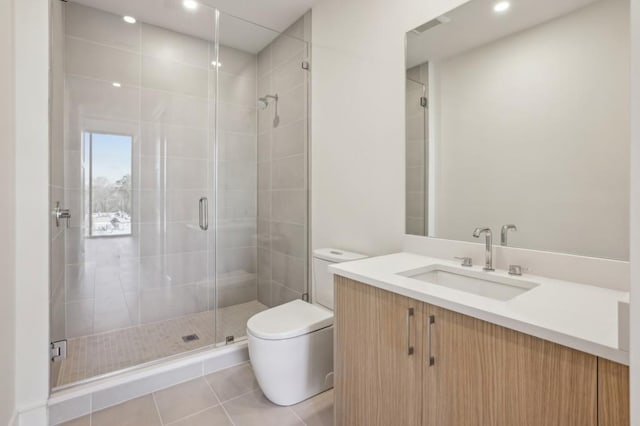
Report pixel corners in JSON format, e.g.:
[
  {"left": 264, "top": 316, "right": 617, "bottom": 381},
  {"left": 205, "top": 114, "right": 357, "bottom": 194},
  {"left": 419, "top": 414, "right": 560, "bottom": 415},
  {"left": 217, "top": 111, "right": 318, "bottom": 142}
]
[
  {"left": 598, "top": 358, "right": 630, "bottom": 426},
  {"left": 334, "top": 277, "right": 423, "bottom": 426},
  {"left": 423, "top": 304, "right": 597, "bottom": 426}
]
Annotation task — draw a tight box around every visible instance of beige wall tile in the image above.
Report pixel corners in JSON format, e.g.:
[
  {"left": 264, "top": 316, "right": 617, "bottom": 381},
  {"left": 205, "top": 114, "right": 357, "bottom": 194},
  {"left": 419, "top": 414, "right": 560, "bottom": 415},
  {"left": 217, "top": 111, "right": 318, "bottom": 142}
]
[
  {"left": 219, "top": 45, "right": 257, "bottom": 79},
  {"left": 67, "top": 76, "right": 141, "bottom": 122},
  {"left": 66, "top": 37, "right": 140, "bottom": 86},
  {"left": 273, "top": 51, "right": 305, "bottom": 94},
  {"left": 271, "top": 190, "right": 306, "bottom": 225},
  {"left": 276, "top": 85, "right": 306, "bottom": 127},
  {"left": 219, "top": 72, "right": 258, "bottom": 107},
  {"left": 141, "top": 24, "right": 210, "bottom": 69},
  {"left": 272, "top": 121, "right": 305, "bottom": 159},
  {"left": 271, "top": 222, "right": 305, "bottom": 258},
  {"left": 271, "top": 251, "right": 305, "bottom": 293},
  {"left": 64, "top": 3, "right": 140, "bottom": 52},
  {"left": 272, "top": 155, "right": 305, "bottom": 190},
  {"left": 141, "top": 88, "right": 208, "bottom": 127},
  {"left": 142, "top": 55, "right": 208, "bottom": 98},
  {"left": 271, "top": 281, "right": 301, "bottom": 306}
]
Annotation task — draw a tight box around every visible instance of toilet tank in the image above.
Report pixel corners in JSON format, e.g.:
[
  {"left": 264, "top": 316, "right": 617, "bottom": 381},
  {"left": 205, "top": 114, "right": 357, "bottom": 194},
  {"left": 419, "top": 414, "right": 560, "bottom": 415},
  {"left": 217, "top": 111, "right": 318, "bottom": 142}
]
[{"left": 313, "top": 248, "right": 368, "bottom": 310}]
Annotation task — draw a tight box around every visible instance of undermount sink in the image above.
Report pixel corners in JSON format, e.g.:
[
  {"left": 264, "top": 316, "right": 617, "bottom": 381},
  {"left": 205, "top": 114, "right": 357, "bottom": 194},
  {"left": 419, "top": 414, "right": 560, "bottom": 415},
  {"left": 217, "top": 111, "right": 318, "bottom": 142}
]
[{"left": 398, "top": 264, "right": 539, "bottom": 301}]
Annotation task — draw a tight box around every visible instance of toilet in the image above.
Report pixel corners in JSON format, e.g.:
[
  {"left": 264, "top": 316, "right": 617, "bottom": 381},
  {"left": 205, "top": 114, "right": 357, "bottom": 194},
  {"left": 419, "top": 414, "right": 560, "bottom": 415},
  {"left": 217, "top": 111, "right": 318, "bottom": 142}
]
[{"left": 247, "top": 248, "right": 368, "bottom": 406}]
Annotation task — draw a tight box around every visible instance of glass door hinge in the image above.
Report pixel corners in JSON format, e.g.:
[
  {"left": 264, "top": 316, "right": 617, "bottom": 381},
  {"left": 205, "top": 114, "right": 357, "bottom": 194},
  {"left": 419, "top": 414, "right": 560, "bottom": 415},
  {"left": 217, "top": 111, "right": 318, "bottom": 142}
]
[{"left": 51, "top": 340, "right": 67, "bottom": 362}]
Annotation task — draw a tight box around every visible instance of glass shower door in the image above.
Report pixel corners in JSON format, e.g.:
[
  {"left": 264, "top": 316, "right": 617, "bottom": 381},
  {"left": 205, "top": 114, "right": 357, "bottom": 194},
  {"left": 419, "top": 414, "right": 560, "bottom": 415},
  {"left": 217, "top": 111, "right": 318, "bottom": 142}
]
[
  {"left": 213, "top": 11, "right": 311, "bottom": 344},
  {"left": 406, "top": 75, "right": 428, "bottom": 236},
  {"left": 52, "top": 0, "right": 219, "bottom": 388}
]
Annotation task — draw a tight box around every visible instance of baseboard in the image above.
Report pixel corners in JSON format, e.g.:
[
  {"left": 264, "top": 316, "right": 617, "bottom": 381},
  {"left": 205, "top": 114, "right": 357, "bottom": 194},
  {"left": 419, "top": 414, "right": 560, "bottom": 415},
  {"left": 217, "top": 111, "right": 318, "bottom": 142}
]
[
  {"left": 15, "top": 404, "right": 47, "bottom": 426},
  {"left": 48, "top": 342, "right": 249, "bottom": 425},
  {"left": 9, "top": 410, "right": 17, "bottom": 426}
]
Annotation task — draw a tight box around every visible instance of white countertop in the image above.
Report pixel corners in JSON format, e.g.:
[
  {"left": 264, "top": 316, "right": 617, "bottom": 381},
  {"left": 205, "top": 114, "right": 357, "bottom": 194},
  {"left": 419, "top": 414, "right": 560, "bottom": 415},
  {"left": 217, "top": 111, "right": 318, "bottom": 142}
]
[{"left": 329, "top": 252, "right": 630, "bottom": 365}]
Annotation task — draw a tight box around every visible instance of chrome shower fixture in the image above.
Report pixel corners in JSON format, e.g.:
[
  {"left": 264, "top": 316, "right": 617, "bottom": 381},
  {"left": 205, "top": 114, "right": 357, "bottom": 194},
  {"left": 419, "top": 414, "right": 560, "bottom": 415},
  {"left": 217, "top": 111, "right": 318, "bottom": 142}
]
[
  {"left": 258, "top": 94, "right": 278, "bottom": 109},
  {"left": 258, "top": 94, "right": 280, "bottom": 127}
]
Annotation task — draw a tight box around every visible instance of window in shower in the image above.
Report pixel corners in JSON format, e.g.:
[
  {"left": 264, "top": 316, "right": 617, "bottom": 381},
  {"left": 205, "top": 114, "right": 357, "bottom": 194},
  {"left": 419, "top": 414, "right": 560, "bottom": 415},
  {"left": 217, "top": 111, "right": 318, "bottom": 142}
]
[{"left": 86, "top": 132, "right": 133, "bottom": 237}]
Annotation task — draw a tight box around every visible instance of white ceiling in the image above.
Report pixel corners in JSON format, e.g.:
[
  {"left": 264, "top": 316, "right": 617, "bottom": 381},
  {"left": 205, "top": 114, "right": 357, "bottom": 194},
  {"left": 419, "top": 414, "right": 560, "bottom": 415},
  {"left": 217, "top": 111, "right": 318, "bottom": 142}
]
[
  {"left": 69, "top": 0, "right": 312, "bottom": 53},
  {"left": 407, "top": 0, "right": 601, "bottom": 67}
]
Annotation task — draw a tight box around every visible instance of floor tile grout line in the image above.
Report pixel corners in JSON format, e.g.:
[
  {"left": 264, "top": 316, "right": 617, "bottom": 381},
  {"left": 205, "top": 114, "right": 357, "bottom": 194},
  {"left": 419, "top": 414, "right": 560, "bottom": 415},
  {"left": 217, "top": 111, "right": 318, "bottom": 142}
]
[
  {"left": 218, "top": 402, "right": 238, "bottom": 426},
  {"left": 151, "top": 392, "right": 166, "bottom": 426},
  {"left": 203, "top": 374, "right": 223, "bottom": 406},
  {"left": 163, "top": 402, "right": 222, "bottom": 426},
  {"left": 289, "top": 406, "right": 308, "bottom": 426},
  {"left": 152, "top": 377, "right": 221, "bottom": 425},
  {"left": 203, "top": 373, "right": 237, "bottom": 426},
  {"left": 212, "top": 382, "right": 261, "bottom": 405}
]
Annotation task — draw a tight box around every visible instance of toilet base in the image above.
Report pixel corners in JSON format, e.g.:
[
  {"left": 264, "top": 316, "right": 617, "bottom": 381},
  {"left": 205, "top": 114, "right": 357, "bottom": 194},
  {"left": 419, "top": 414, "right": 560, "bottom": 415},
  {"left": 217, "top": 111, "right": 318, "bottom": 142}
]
[{"left": 248, "top": 325, "right": 334, "bottom": 406}]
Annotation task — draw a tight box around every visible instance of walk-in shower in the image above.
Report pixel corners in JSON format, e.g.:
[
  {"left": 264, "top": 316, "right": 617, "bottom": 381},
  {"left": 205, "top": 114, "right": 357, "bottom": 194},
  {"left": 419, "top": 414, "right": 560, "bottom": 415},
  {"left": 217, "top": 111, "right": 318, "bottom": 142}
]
[{"left": 49, "top": 0, "right": 310, "bottom": 390}]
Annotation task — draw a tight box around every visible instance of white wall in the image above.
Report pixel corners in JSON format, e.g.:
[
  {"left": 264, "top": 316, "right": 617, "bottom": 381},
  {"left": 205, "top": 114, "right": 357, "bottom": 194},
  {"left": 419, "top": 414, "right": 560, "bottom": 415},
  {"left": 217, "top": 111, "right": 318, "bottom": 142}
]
[
  {"left": 311, "top": 0, "right": 469, "bottom": 256},
  {"left": 313, "top": 0, "right": 637, "bottom": 422},
  {"left": 630, "top": 0, "right": 640, "bottom": 422},
  {"left": 14, "top": 0, "right": 50, "bottom": 423},
  {"left": 432, "top": 0, "right": 629, "bottom": 260},
  {"left": 0, "top": 0, "right": 16, "bottom": 423}
]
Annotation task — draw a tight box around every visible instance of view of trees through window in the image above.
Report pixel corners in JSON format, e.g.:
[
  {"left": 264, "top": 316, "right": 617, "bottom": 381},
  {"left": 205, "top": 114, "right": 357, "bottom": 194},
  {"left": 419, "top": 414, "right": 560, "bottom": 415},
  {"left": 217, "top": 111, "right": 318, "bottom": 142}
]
[{"left": 87, "top": 132, "right": 133, "bottom": 237}]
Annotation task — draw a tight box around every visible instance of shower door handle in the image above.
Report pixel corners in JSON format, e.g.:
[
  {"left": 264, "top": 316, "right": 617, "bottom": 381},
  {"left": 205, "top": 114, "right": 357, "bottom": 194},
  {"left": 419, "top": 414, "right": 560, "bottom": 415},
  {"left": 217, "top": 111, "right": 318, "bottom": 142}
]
[{"left": 199, "top": 197, "right": 208, "bottom": 230}]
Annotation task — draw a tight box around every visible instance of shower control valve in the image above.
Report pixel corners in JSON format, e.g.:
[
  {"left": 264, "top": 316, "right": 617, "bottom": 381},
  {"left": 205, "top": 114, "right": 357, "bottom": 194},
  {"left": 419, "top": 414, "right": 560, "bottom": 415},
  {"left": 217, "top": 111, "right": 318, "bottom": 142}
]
[{"left": 54, "top": 202, "right": 71, "bottom": 228}]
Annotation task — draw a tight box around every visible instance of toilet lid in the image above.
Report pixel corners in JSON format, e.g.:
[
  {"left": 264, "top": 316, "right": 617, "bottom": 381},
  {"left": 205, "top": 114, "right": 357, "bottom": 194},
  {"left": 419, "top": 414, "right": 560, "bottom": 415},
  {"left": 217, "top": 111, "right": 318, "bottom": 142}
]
[{"left": 247, "top": 300, "right": 333, "bottom": 340}]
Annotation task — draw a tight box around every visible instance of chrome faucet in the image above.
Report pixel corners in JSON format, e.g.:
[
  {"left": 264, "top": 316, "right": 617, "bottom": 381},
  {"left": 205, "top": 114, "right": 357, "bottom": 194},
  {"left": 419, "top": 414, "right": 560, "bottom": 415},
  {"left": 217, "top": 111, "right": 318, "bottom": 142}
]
[
  {"left": 473, "top": 227, "right": 494, "bottom": 271},
  {"left": 501, "top": 224, "right": 517, "bottom": 246}
]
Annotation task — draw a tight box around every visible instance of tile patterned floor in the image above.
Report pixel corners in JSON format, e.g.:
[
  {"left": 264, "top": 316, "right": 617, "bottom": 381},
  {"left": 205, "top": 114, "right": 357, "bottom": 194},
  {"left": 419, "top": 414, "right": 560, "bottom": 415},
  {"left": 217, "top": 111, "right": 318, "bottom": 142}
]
[
  {"left": 56, "top": 301, "right": 268, "bottom": 387},
  {"left": 59, "top": 363, "right": 334, "bottom": 426}
]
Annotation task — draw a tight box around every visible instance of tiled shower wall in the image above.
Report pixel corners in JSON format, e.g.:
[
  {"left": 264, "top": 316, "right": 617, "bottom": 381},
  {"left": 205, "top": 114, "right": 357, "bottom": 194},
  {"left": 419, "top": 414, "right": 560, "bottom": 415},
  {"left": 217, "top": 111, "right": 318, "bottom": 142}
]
[
  {"left": 406, "top": 64, "right": 428, "bottom": 236},
  {"left": 61, "top": 3, "right": 259, "bottom": 338},
  {"left": 215, "top": 45, "right": 260, "bottom": 308},
  {"left": 256, "top": 14, "right": 311, "bottom": 307}
]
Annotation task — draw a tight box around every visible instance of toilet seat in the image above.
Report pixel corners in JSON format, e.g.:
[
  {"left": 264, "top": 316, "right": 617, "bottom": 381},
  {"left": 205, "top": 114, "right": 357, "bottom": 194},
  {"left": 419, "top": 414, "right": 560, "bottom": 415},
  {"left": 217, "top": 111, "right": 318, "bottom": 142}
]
[{"left": 247, "top": 300, "right": 333, "bottom": 340}]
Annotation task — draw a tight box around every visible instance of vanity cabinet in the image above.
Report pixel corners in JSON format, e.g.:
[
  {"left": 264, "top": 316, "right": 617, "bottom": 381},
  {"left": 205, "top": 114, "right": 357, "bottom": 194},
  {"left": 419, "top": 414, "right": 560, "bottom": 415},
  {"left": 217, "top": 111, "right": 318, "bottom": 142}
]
[
  {"left": 334, "top": 276, "right": 423, "bottom": 426},
  {"left": 598, "top": 358, "right": 630, "bottom": 425},
  {"left": 334, "top": 277, "right": 629, "bottom": 426},
  {"left": 424, "top": 304, "right": 597, "bottom": 426}
]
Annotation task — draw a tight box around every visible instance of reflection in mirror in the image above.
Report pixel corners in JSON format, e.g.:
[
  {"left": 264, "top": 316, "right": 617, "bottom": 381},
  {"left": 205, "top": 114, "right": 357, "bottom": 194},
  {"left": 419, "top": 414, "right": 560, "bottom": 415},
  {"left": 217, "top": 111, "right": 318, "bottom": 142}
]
[{"left": 405, "top": 0, "right": 630, "bottom": 260}]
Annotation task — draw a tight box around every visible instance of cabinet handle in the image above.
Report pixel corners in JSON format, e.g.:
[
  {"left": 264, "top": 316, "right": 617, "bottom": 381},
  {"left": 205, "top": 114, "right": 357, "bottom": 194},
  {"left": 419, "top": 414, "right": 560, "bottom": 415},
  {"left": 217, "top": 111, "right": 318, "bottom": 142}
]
[
  {"left": 427, "top": 314, "right": 435, "bottom": 366},
  {"left": 406, "top": 307, "right": 415, "bottom": 355}
]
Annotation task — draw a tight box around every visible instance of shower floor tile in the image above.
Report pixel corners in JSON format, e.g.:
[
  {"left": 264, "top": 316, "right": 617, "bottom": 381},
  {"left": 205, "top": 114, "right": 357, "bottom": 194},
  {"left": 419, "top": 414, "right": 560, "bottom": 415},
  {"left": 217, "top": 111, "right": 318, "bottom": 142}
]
[{"left": 56, "top": 300, "right": 268, "bottom": 387}]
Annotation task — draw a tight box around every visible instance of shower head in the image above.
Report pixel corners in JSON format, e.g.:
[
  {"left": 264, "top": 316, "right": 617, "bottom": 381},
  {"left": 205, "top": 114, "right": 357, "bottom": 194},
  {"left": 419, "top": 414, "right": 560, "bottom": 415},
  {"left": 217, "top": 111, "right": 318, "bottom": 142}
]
[
  {"left": 258, "top": 93, "right": 280, "bottom": 127},
  {"left": 257, "top": 94, "right": 279, "bottom": 109}
]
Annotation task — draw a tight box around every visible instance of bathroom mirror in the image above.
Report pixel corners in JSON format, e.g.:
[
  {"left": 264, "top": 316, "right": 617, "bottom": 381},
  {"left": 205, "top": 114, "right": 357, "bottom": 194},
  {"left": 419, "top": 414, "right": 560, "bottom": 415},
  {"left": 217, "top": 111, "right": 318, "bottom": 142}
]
[{"left": 405, "top": 0, "right": 630, "bottom": 260}]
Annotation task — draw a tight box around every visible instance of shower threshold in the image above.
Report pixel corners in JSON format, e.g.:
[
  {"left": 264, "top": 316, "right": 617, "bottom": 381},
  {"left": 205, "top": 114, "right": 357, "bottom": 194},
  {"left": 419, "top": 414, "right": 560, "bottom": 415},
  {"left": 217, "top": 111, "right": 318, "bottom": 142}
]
[{"left": 54, "top": 300, "right": 267, "bottom": 390}]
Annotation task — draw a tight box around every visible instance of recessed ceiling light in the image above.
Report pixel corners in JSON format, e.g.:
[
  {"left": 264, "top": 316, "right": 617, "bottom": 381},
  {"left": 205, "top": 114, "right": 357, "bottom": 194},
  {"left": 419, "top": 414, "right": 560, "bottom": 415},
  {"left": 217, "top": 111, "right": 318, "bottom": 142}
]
[
  {"left": 112, "top": 82, "right": 122, "bottom": 88},
  {"left": 123, "top": 16, "right": 136, "bottom": 24},
  {"left": 493, "top": 1, "right": 511, "bottom": 13},
  {"left": 183, "top": 0, "right": 198, "bottom": 10},
  {"left": 211, "top": 61, "right": 222, "bottom": 68}
]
